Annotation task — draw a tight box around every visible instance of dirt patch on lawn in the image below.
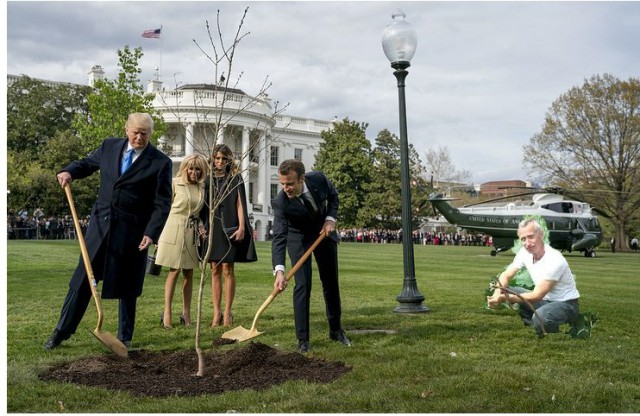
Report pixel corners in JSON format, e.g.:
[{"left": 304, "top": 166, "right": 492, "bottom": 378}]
[{"left": 39, "top": 341, "right": 351, "bottom": 397}]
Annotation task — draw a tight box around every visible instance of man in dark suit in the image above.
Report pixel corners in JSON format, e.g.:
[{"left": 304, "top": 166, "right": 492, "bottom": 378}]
[
  {"left": 272, "top": 159, "right": 350, "bottom": 353},
  {"left": 44, "top": 113, "right": 173, "bottom": 351}
]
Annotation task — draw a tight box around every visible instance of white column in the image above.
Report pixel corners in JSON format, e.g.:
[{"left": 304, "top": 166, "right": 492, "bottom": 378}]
[
  {"left": 185, "top": 122, "right": 194, "bottom": 156},
  {"left": 241, "top": 126, "right": 250, "bottom": 197},
  {"left": 216, "top": 125, "right": 225, "bottom": 145},
  {"left": 158, "top": 134, "right": 166, "bottom": 150},
  {"left": 258, "top": 131, "right": 268, "bottom": 205}
]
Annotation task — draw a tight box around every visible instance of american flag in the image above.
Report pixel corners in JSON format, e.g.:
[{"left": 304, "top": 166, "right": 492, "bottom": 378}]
[{"left": 141, "top": 28, "right": 161, "bottom": 39}]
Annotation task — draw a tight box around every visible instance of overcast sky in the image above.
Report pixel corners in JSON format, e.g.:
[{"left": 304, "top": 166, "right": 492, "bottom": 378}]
[{"left": 6, "top": 1, "right": 640, "bottom": 184}]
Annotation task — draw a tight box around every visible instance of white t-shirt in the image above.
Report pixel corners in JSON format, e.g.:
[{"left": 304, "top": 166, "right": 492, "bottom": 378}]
[{"left": 509, "top": 244, "right": 580, "bottom": 302}]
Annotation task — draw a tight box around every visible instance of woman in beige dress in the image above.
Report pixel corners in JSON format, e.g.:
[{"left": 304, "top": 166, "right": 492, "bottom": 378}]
[{"left": 155, "top": 154, "right": 208, "bottom": 328}]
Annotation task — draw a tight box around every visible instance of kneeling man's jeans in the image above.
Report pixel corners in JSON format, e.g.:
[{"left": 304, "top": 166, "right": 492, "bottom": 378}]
[{"left": 509, "top": 287, "right": 579, "bottom": 336}]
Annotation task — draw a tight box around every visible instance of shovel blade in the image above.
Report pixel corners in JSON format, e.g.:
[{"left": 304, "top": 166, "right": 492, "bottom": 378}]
[
  {"left": 92, "top": 330, "right": 129, "bottom": 358},
  {"left": 221, "top": 325, "right": 264, "bottom": 342}
]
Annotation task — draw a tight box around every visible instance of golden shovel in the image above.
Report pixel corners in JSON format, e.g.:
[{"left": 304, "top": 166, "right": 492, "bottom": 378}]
[
  {"left": 222, "top": 231, "right": 327, "bottom": 342},
  {"left": 64, "top": 184, "right": 129, "bottom": 357}
]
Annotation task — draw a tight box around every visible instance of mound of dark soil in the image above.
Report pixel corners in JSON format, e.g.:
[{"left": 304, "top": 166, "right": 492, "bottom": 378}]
[{"left": 39, "top": 342, "right": 351, "bottom": 397}]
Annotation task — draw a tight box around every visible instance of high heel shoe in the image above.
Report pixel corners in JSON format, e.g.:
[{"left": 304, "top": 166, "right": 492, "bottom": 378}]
[
  {"left": 223, "top": 312, "right": 234, "bottom": 327},
  {"left": 160, "top": 312, "right": 171, "bottom": 329},
  {"left": 210, "top": 314, "right": 223, "bottom": 328}
]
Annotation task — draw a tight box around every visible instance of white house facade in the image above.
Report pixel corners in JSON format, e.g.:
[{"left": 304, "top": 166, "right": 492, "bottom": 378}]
[{"left": 142, "top": 74, "right": 334, "bottom": 241}]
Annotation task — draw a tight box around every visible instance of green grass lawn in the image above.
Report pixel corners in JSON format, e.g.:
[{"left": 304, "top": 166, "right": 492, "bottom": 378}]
[{"left": 6, "top": 240, "right": 640, "bottom": 412}]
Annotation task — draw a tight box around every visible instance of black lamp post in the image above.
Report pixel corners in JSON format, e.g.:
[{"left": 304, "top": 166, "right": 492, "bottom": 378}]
[{"left": 382, "top": 10, "right": 429, "bottom": 314}]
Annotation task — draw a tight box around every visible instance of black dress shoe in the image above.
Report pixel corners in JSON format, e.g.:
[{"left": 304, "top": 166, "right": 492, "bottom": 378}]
[
  {"left": 44, "top": 329, "right": 70, "bottom": 351},
  {"left": 329, "top": 329, "right": 351, "bottom": 346},
  {"left": 122, "top": 340, "right": 131, "bottom": 349},
  {"left": 297, "top": 339, "right": 309, "bottom": 353}
]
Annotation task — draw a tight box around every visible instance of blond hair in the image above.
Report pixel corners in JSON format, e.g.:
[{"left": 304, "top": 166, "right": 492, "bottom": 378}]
[
  {"left": 126, "top": 113, "right": 154, "bottom": 133},
  {"left": 177, "top": 154, "right": 209, "bottom": 184}
]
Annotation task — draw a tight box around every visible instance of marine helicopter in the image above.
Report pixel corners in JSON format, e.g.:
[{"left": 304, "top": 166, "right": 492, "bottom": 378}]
[{"left": 428, "top": 189, "right": 604, "bottom": 257}]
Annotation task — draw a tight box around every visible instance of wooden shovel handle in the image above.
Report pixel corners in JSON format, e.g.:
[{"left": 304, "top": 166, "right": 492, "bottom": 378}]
[
  {"left": 288, "top": 231, "right": 328, "bottom": 280},
  {"left": 270, "top": 230, "right": 328, "bottom": 298},
  {"left": 64, "top": 183, "right": 105, "bottom": 331},
  {"left": 247, "top": 231, "right": 328, "bottom": 331}
]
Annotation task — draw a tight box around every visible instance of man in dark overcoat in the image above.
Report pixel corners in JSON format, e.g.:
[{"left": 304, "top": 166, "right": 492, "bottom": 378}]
[
  {"left": 271, "top": 159, "right": 350, "bottom": 353},
  {"left": 44, "top": 113, "right": 173, "bottom": 350}
]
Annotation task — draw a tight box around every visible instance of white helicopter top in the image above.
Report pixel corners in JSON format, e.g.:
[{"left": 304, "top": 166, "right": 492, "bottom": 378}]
[{"left": 458, "top": 193, "right": 594, "bottom": 218}]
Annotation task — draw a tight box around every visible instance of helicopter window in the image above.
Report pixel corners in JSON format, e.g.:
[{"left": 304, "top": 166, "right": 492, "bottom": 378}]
[
  {"left": 541, "top": 202, "right": 573, "bottom": 213},
  {"left": 587, "top": 217, "right": 600, "bottom": 231}
]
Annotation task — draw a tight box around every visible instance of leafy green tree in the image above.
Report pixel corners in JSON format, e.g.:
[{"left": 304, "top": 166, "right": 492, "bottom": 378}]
[
  {"left": 73, "top": 46, "right": 166, "bottom": 151},
  {"left": 313, "top": 118, "right": 373, "bottom": 227},
  {"left": 7, "top": 130, "right": 99, "bottom": 217},
  {"left": 7, "top": 76, "right": 92, "bottom": 215},
  {"left": 524, "top": 74, "right": 640, "bottom": 249},
  {"left": 359, "top": 130, "right": 401, "bottom": 228},
  {"left": 7, "top": 76, "right": 90, "bottom": 156},
  {"left": 358, "top": 129, "right": 427, "bottom": 229},
  {"left": 408, "top": 141, "right": 430, "bottom": 223}
]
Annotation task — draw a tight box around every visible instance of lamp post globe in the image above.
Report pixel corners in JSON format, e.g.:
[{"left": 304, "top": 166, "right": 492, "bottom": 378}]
[
  {"left": 382, "top": 10, "right": 429, "bottom": 314},
  {"left": 382, "top": 9, "right": 417, "bottom": 67}
]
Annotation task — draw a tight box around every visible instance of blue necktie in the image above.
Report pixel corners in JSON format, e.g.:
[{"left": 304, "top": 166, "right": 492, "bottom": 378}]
[{"left": 120, "top": 149, "right": 134, "bottom": 175}]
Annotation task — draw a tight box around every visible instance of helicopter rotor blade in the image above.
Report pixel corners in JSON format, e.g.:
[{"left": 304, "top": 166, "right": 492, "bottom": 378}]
[{"left": 462, "top": 191, "right": 538, "bottom": 207}]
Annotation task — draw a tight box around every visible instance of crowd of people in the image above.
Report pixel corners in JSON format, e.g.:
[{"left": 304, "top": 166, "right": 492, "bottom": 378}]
[
  {"left": 338, "top": 228, "right": 494, "bottom": 246},
  {"left": 7, "top": 210, "right": 89, "bottom": 240}
]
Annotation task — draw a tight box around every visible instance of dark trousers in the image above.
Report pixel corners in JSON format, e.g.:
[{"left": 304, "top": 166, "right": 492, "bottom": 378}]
[
  {"left": 55, "top": 246, "right": 138, "bottom": 342},
  {"left": 55, "top": 283, "right": 137, "bottom": 342},
  {"left": 291, "top": 238, "right": 341, "bottom": 341}
]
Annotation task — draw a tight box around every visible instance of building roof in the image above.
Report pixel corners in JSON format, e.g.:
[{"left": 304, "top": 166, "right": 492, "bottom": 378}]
[{"left": 177, "top": 84, "right": 246, "bottom": 96}]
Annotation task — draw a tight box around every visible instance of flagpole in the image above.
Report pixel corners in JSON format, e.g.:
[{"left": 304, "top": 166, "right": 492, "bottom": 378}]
[{"left": 159, "top": 25, "right": 163, "bottom": 78}]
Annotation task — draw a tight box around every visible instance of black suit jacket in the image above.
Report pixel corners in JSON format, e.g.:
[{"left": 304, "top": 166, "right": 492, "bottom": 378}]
[
  {"left": 271, "top": 171, "right": 339, "bottom": 269},
  {"left": 63, "top": 138, "right": 173, "bottom": 299}
]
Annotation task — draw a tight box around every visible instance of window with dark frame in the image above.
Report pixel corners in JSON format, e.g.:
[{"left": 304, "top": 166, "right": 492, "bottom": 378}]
[
  {"left": 270, "top": 184, "right": 279, "bottom": 201},
  {"left": 270, "top": 146, "right": 279, "bottom": 166}
]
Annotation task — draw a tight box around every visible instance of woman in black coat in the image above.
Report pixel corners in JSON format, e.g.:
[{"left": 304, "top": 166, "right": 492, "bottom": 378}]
[{"left": 201, "top": 144, "right": 257, "bottom": 328}]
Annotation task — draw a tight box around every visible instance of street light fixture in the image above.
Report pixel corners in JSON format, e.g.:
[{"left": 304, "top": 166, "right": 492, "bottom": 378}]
[{"left": 382, "top": 9, "right": 429, "bottom": 314}]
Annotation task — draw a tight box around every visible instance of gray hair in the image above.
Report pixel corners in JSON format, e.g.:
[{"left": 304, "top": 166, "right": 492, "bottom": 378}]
[{"left": 518, "top": 218, "right": 544, "bottom": 235}]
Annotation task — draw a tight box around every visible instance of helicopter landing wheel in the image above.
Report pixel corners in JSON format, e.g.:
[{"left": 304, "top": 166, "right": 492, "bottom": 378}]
[
  {"left": 490, "top": 250, "right": 497, "bottom": 256},
  {"left": 584, "top": 250, "right": 596, "bottom": 258}
]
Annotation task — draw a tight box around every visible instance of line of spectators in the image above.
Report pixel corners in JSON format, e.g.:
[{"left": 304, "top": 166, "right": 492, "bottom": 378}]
[
  {"left": 338, "top": 228, "right": 493, "bottom": 246},
  {"left": 7, "top": 209, "right": 89, "bottom": 240}
]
